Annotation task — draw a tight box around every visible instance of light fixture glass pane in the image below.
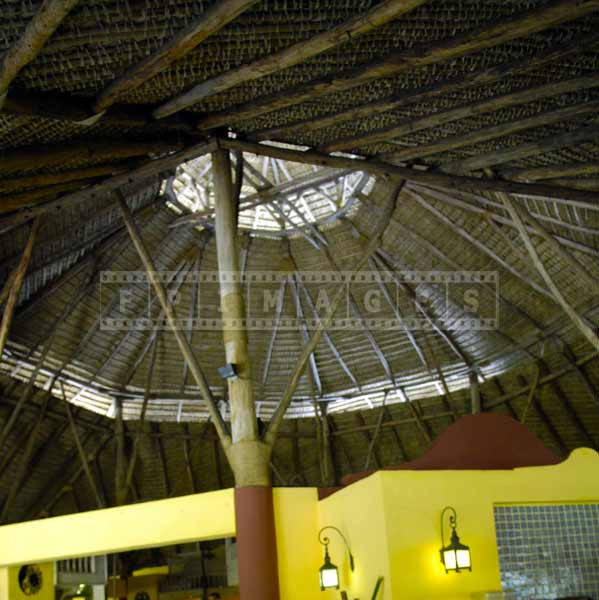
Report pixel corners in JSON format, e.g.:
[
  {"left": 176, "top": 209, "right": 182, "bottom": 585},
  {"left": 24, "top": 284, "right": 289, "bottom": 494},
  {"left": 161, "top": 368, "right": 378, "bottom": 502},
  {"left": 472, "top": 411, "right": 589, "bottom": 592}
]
[
  {"left": 321, "top": 567, "right": 339, "bottom": 588},
  {"left": 443, "top": 549, "right": 457, "bottom": 570},
  {"left": 456, "top": 549, "right": 471, "bottom": 569}
]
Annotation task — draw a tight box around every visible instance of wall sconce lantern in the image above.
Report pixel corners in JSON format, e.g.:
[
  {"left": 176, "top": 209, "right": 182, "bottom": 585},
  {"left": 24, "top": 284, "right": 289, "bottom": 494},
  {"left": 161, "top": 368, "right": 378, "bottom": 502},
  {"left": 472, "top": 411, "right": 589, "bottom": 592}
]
[
  {"left": 318, "top": 526, "right": 355, "bottom": 591},
  {"left": 439, "top": 506, "right": 471, "bottom": 574}
]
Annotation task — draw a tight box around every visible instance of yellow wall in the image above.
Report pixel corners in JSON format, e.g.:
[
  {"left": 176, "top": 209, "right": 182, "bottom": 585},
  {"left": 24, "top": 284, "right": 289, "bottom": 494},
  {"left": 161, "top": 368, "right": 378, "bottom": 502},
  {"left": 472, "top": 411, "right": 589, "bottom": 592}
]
[
  {"left": 5, "top": 562, "right": 54, "bottom": 600},
  {"left": 316, "top": 448, "right": 599, "bottom": 600},
  {"left": 273, "top": 488, "right": 322, "bottom": 600},
  {"left": 2, "top": 450, "right": 599, "bottom": 600}
]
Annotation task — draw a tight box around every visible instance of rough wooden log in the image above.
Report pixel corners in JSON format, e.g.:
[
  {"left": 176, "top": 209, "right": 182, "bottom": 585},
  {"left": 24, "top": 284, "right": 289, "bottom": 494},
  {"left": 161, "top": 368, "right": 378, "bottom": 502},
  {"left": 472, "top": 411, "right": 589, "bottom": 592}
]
[
  {"left": 0, "top": 164, "right": 130, "bottom": 194},
  {"left": 118, "top": 191, "right": 230, "bottom": 445},
  {"left": 94, "top": 0, "right": 260, "bottom": 112},
  {"left": 384, "top": 100, "right": 599, "bottom": 163},
  {"left": 321, "top": 78, "right": 599, "bottom": 153},
  {"left": 195, "top": 0, "right": 599, "bottom": 129},
  {"left": 252, "top": 29, "right": 599, "bottom": 141},
  {"left": 501, "top": 161, "right": 599, "bottom": 182},
  {"left": 0, "top": 217, "right": 40, "bottom": 360},
  {"left": 219, "top": 138, "right": 599, "bottom": 205},
  {"left": 500, "top": 191, "right": 599, "bottom": 353},
  {"left": 264, "top": 181, "right": 403, "bottom": 446},
  {"left": 0, "top": 0, "right": 80, "bottom": 98},
  {"left": 447, "top": 124, "right": 599, "bottom": 173},
  {"left": 0, "top": 140, "right": 179, "bottom": 176},
  {"left": 470, "top": 372, "right": 481, "bottom": 414},
  {"left": 64, "top": 395, "right": 105, "bottom": 509},
  {"left": 154, "top": 0, "right": 425, "bottom": 116},
  {"left": 0, "top": 140, "right": 216, "bottom": 233}
]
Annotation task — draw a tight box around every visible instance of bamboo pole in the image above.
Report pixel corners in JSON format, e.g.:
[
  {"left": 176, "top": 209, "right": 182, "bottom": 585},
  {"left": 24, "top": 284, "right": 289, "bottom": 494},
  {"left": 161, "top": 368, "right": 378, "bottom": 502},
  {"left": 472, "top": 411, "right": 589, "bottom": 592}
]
[{"left": 0, "top": 217, "right": 40, "bottom": 360}]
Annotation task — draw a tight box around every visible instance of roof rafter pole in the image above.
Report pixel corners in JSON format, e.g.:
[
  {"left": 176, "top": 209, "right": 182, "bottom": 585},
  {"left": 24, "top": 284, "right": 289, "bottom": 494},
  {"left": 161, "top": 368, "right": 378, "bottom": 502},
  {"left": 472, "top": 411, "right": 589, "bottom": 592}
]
[
  {"left": 517, "top": 374, "right": 568, "bottom": 456},
  {"left": 124, "top": 331, "right": 160, "bottom": 499},
  {"left": 114, "top": 398, "right": 127, "bottom": 506},
  {"left": 263, "top": 181, "right": 403, "bottom": 446},
  {"left": 470, "top": 372, "right": 481, "bottom": 414},
  {"left": 289, "top": 274, "right": 323, "bottom": 396},
  {"left": 34, "top": 433, "right": 113, "bottom": 518},
  {"left": 182, "top": 423, "right": 197, "bottom": 493},
  {"left": 64, "top": 389, "right": 105, "bottom": 509},
  {"left": 502, "top": 161, "right": 599, "bottom": 182},
  {"left": 218, "top": 138, "right": 599, "bottom": 205},
  {"left": 385, "top": 99, "right": 599, "bottom": 163},
  {"left": 322, "top": 78, "right": 599, "bottom": 152},
  {"left": 262, "top": 278, "right": 287, "bottom": 386},
  {"left": 196, "top": 0, "right": 599, "bottom": 129},
  {"left": 0, "top": 140, "right": 217, "bottom": 232},
  {"left": 539, "top": 359, "right": 598, "bottom": 450},
  {"left": 0, "top": 0, "right": 80, "bottom": 99},
  {"left": 154, "top": 0, "right": 426, "bottom": 117},
  {"left": 296, "top": 275, "right": 360, "bottom": 389},
  {"left": 496, "top": 190, "right": 599, "bottom": 297},
  {"left": 500, "top": 191, "right": 599, "bottom": 353},
  {"left": 116, "top": 190, "right": 230, "bottom": 447},
  {"left": 153, "top": 422, "right": 171, "bottom": 497},
  {"left": 409, "top": 189, "right": 555, "bottom": 301},
  {"left": 93, "top": 0, "right": 260, "bottom": 113},
  {"left": 253, "top": 29, "right": 599, "bottom": 142},
  {"left": 383, "top": 405, "right": 408, "bottom": 461},
  {"left": 0, "top": 393, "right": 49, "bottom": 524},
  {"left": 0, "top": 216, "right": 40, "bottom": 361},
  {"left": 560, "top": 342, "right": 599, "bottom": 409},
  {"left": 447, "top": 124, "right": 599, "bottom": 173}
]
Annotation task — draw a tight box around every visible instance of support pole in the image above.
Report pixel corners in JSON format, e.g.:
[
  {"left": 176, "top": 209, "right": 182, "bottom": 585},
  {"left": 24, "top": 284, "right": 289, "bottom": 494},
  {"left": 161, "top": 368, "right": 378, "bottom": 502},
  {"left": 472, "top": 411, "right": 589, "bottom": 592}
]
[
  {"left": 470, "top": 371, "right": 481, "bottom": 414},
  {"left": 212, "top": 147, "right": 279, "bottom": 600}
]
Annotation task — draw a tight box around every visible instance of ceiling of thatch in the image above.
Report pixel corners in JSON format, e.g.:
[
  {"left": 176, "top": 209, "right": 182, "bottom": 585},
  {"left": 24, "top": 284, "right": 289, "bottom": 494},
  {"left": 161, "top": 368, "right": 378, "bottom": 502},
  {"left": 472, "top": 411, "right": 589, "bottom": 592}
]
[{"left": 0, "top": 0, "right": 598, "bottom": 524}]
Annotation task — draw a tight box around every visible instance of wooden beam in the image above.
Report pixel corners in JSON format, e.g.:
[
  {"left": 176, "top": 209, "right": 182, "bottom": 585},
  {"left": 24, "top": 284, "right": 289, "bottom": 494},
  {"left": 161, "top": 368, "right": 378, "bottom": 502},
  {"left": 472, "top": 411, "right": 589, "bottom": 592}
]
[
  {"left": 321, "top": 79, "right": 599, "bottom": 153},
  {"left": 195, "top": 0, "right": 599, "bottom": 129},
  {"left": 252, "top": 30, "right": 599, "bottom": 142},
  {"left": 0, "top": 394, "right": 49, "bottom": 524},
  {"left": 0, "top": 140, "right": 179, "bottom": 176},
  {"left": 0, "top": 140, "right": 216, "bottom": 233},
  {"left": 0, "top": 164, "right": 131, "bottom": 195},
  {"left": 153, "top": 422, "right": 171, "bottom": 497},
  {"left": 500, "top": 191, "right": 599, "bottom": 353},
  {"left": 182, "top": 422, "right": 197, "bottom": 493},
  {"left": 0, "top": 0, "right": 80, "bottom": 98},
  {"left": 356, "top": 411, "right": 382, "bottom": 470},
  {"left": 470, "top": 372, "right": 481, "bottom": 414},
  {"left": 263, "top": 181, "right": 402, "bottom": 446},
  {"left": 94, "top": 0, "right": 260, "bottom": 113},
  {"left": 117, "top": 190, "right": 230, "bottom": 445},
  {"left": 153, "top": 0, "right": 425, "bottom": 117},
  {"left": 0, "top": 217, "right": 40, "bottom": 360},
  {"left": 384, "top": 100, "right": 599, "bottom": 163},
  {"left": 501, "top": 161, "right": 599, "bottom": 182},
  {"left": 64, "top": 394, "right": 105, "bottom": 509},
  {"left": 447, "top": 124, "right": 599, "bottom": 173},
  {"left": 219, "top": 138, "right": 599, "bottom": 205}
]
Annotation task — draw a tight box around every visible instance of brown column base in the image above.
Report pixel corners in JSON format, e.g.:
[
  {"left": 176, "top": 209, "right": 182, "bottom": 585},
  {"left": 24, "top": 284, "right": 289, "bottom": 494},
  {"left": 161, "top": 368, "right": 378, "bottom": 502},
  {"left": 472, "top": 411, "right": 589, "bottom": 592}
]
[{"left": 235, "top": 486, "right": 280, "bottom": 600}]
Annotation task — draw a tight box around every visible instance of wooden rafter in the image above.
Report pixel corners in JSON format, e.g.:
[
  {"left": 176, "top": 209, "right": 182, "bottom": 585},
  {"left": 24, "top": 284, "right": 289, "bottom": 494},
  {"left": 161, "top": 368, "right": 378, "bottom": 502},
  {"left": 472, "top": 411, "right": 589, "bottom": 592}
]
[
  {"left": 219, "top": 138, "right": 599, "bottom": 205},
  {"left": 252, "top": 29, "right": 599, "bottom": 142},
  {"left": 154, "top": 0, "right": 426, "bottom": 117},
  {"left": 0, "top": 0, "right": 80, "bottom": 98},
  {"left": 263, "top": 181, "right": 403, "bottom": 446},
  {"left": 320, "top": 78, "right": 599, "bottom": 153},
  {"left": 93, "top": 0, "right": 260, "bottom": 113},
  {"left": 195, "top": 0, "right": 599, "bottom": 129},
  {"left": 501, "top": 161, "right": 599, "bottom": 182},
  {"left": 384, "top": 100, "right": 599, "bottom": 163},
  {"left": 500, "top": 191, "right": 599, "bottom": 353},
  {"left": 446, "top": 124, "right": 599, "bottom": 173}
]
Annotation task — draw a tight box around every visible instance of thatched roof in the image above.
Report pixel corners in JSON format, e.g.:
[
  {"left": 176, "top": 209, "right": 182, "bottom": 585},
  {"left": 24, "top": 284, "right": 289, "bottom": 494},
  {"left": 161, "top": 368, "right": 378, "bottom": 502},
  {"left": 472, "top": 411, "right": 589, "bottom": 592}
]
[{"left": 0, "top": 0, "right": 598, "bottom": 523}]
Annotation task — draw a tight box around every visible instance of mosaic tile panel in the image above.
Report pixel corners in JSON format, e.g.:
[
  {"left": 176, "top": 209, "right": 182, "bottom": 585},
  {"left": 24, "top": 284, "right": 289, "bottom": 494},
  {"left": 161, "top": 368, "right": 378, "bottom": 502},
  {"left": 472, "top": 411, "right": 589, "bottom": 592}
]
[{"left": 494, "top": 504, "right": 599, "bottom": 600}]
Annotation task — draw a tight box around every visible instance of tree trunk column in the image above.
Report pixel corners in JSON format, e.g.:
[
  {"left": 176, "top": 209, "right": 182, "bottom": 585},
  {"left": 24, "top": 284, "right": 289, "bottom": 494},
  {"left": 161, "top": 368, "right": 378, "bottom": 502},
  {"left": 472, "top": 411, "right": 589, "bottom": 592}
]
[{"left": 212, "top": 147, "right": 280, "bottom": 600}]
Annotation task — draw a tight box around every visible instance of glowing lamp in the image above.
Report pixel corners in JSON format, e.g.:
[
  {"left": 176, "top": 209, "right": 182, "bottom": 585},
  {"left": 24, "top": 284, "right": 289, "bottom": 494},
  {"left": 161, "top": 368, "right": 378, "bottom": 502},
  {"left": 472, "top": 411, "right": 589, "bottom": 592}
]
[
  {"left": 440, "top": 506, "right": 471, "bottom": 574},
  {"left": 318, "top": 526, "right": 354, "bottom": 591}
]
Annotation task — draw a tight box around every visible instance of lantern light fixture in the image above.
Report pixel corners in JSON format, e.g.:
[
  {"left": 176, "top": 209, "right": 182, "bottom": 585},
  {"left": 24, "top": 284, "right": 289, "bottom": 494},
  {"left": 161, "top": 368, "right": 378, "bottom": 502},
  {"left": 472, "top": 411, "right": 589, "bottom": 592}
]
[
  {"left": 318, "top": 526, "right": 354, "bottom": 591},
  {"left": 439, "top": 506, "right": 471, "bottom": 574}
]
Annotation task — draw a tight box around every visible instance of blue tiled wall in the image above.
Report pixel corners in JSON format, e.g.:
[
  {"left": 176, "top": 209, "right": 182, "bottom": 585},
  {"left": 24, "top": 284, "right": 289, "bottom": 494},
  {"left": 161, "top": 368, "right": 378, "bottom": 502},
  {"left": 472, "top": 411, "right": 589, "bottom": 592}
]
[{"left": 494, "top": 504, "right": 599, "bottom": 599}]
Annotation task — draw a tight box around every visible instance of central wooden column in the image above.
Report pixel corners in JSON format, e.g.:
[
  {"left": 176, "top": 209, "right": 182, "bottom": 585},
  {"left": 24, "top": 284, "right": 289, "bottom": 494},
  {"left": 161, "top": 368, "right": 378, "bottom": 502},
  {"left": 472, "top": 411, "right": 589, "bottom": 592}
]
[{"left": 212, "top": 147, "right": 280, "bottom": 600}]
